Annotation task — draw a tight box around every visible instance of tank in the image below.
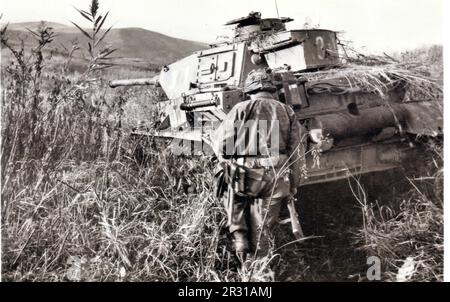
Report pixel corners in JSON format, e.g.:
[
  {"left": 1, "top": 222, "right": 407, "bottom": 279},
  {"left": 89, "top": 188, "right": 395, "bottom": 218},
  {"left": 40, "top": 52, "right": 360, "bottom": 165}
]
[{"left": 110, "top": 11, "right": 442, "bottom": 186}]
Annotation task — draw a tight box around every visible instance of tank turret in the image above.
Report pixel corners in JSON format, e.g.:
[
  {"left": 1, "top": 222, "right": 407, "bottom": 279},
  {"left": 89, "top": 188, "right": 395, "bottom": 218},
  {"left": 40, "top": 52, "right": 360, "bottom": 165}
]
[{"left": 221, "top": 11, "right": 340, "bottom": 71}]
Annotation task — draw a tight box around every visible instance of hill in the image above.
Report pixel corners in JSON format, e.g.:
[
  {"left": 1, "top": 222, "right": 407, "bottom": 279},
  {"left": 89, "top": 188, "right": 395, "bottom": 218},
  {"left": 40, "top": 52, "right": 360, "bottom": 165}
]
[{"left": 1, "top": 21, "right": 208, "bottom": 68}]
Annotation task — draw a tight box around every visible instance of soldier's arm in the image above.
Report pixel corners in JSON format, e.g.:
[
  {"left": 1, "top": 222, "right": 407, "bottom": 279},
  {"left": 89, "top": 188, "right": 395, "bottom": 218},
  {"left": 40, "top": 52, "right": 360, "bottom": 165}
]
[
  {"left": 211, "top": 105, "right": 241, "bottom": 160},
  {"left": 286, "top": 107, "right": 305, "bottom": 193}
]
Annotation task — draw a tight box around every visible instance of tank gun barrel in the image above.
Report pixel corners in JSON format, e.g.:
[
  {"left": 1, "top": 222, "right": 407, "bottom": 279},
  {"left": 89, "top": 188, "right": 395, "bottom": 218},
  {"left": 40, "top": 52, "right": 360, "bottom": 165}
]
[{"left": 109, "top": 76, "right": 160, "bottom": 88}]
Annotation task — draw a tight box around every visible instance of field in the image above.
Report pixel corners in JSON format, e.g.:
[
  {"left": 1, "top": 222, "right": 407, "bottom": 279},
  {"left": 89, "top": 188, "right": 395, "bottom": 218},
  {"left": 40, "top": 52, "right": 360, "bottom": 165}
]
[{"left": 0, "top": 15, "right": 443, "bottom": 281}]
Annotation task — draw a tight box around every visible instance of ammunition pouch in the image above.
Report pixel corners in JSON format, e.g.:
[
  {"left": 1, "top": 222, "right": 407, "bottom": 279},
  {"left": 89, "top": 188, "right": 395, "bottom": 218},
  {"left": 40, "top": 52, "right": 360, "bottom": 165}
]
[
  {"left": 222, "top": 162, "right": 279, "bottom": 198},
  {"left": 243, "top": 168, "right": 270, "bottom": 197},
  {"left": 224, "top": 162, "right": 247, "bottom": 194},
  {"left": 216, "top": 154, "right": 289, "bottom": 199},
  {"left": 213, "top": 163, "right": 250, "bottom": 198}
]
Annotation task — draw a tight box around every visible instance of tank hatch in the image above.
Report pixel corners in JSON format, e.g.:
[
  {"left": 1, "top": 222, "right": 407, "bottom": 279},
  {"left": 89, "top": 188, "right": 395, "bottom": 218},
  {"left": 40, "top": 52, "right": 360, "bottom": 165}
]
[{"left": 225, "top": 11, "right": 293, "bottom": 40}]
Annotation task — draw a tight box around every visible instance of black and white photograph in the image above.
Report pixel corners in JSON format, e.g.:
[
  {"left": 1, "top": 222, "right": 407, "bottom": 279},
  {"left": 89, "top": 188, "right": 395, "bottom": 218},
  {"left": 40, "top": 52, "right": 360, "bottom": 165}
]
[{"left": 0, "top": 0, "right": 446, "bottom": 284}]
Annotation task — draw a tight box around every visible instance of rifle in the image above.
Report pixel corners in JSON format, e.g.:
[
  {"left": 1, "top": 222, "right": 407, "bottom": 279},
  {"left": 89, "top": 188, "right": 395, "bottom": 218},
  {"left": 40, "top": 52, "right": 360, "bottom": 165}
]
[
  {"left": 286, "top": 196, "right": 304, "bottom": 240},
  {"left": 225, "top": 159, "right": 244, "bottom": 226}
]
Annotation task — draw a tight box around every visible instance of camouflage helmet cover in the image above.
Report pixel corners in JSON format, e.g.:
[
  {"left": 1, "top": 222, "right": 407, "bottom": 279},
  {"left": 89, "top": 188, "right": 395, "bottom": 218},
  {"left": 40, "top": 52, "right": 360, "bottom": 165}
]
[{"left": 244, "top": 68, "right": 277, "bottom": 94}]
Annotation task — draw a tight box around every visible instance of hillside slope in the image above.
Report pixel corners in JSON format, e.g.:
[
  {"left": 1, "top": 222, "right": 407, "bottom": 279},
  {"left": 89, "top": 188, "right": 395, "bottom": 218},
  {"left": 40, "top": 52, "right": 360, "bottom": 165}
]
[{"left": 2, "top": 21, "right": 208, "bottom": 67}]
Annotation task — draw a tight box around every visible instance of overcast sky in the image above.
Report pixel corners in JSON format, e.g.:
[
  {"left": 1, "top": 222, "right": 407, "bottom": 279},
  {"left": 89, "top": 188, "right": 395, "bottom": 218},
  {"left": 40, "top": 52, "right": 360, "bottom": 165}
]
[{"left": 0, "top": 0, "right": 444, "bottom": 53}]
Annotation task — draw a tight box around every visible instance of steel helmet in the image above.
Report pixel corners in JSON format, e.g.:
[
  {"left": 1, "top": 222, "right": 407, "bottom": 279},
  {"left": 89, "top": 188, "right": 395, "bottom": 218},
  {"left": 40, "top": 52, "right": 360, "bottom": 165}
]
[{"left": 244, "top": 68, "right": 277, "bottom": 94}]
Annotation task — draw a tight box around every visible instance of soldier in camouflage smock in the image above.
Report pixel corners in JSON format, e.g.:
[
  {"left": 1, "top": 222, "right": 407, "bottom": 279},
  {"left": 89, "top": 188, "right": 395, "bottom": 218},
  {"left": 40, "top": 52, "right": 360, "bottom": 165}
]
[{"left": 212, "top": 69, "right": 305, "bottom": 261}]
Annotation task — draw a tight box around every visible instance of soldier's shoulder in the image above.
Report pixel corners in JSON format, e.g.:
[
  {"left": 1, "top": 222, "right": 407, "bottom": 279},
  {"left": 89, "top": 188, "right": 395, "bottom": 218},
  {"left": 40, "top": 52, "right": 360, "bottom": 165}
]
[
  {"left": 257, "top": 97, "right": 283, "bottom": 104},
  {"left": 281, "top": 102, "right": 295, "bottom": 113},
  {"left": 235, "top": 99, "right": 254, "bottom": 107},
  {"left": 231, "top": 99, "right": 256, "bottom": 111},
  {"left": 259, "top": 98, "right": 292, "bottom": 110}
]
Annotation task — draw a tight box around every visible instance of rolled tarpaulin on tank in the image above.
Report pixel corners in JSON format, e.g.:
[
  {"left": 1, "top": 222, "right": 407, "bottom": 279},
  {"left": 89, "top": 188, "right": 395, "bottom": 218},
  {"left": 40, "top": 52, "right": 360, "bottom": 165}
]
[
  {"left": 309, "top": 104, "right": 409, "bottom": 139},
  {"left": 401, "top": 101, "right": 443, "bottom": 137}
]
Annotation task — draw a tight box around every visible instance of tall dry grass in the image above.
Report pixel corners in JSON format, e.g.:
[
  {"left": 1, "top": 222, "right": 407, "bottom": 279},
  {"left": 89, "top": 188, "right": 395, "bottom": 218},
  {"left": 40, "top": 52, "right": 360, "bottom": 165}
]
[
  {"left": 351, "top": 140, "right": 443, "bottom": 281},
  {"left": 0, "top": 9, "right": 243, "bottom": 280}
]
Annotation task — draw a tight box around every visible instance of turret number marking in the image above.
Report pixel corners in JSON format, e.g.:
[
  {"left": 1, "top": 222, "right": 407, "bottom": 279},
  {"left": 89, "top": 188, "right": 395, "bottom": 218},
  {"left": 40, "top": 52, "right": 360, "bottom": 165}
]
[{"left": 316, "top": 36, "right": 325, "bottom": 60}]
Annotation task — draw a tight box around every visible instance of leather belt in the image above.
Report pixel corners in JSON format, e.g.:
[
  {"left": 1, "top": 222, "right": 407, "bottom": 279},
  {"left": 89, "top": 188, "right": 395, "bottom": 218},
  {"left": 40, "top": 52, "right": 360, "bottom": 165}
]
[{"left": 243, "top": 154, "right": 288, "bottom": 168}]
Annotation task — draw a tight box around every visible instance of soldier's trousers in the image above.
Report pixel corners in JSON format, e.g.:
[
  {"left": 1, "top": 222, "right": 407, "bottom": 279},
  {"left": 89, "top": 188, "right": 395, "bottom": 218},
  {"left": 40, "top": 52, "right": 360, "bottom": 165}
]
[{"left": 223, "top": 170, "right": 291, "bottom": 256}]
